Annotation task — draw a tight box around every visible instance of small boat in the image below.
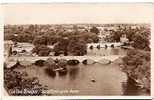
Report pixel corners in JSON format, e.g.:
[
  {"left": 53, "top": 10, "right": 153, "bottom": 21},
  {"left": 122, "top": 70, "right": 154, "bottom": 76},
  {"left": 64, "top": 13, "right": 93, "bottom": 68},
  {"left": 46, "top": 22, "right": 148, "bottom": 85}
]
[
  {"left": 58, "top": 67, "right": 68, "bottom": 76},
  {"left": 91, "top": 79, "right": 96, "bottom": 82},
  {"left": 54, "top": 67, "right": 64, "bottom": 71}
]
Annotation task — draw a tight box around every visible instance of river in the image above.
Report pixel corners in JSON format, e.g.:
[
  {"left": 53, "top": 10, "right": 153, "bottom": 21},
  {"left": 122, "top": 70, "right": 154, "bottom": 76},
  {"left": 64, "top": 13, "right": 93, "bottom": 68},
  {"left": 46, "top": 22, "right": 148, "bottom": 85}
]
[
  {"left": 87, "top": 47, "right": 127, "bottom": 56},
  {"left": 14, "top": 47, "right": 149, "bottom": 95}
]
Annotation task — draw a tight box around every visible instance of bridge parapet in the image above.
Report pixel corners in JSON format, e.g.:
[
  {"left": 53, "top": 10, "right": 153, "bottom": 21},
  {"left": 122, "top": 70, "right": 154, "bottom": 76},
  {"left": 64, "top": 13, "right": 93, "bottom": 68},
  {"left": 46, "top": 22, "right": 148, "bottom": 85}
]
[
  {"left": 87, "top": 42, "right": 123, "bottom": 48},
  {"left": 7, "top": 55, "right": 124, "bottom": 64}
]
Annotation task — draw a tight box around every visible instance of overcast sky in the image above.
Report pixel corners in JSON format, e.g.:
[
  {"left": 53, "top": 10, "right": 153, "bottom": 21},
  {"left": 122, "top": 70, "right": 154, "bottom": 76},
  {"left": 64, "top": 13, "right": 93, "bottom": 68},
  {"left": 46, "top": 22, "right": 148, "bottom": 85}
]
[{"left": 2, "top": 3, "right": 154, "bottom": 24}]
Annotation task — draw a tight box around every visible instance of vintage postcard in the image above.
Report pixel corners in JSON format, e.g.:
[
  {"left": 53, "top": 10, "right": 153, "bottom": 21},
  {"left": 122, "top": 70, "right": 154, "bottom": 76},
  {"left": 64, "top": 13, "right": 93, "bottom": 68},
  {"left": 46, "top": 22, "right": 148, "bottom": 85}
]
[{"left": 2, "top": 3, "right": 154, "bottom": 97}]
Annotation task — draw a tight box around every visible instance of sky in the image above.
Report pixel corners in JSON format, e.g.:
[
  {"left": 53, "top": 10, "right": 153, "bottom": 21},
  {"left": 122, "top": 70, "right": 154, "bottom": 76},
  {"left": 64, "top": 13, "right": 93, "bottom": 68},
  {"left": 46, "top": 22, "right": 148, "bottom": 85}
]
[{"left": 2, "top": 3, "right": 154, "bottom": 24}]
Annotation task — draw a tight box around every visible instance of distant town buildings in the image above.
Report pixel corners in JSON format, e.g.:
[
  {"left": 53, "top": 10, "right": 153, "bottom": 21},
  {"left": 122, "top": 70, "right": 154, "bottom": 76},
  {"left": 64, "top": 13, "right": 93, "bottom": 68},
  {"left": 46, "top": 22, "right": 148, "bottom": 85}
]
[{"left": 4, "top": 24, "right": 148, "bottom": 58}]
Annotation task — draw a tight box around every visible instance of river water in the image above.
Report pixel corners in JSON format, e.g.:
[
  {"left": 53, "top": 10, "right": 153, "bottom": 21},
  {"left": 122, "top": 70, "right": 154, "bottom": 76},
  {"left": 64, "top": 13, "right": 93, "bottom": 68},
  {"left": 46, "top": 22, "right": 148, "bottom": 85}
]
[{"left": 15, "top": 47, "right": 149, "bottom": 95}]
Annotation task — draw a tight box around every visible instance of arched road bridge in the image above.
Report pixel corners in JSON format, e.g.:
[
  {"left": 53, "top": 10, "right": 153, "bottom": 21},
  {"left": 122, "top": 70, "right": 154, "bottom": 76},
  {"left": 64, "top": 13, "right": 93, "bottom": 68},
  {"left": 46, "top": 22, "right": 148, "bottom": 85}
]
[
  {"left": 7, "top": 55, "right": 125, "bottom": 64},
  {"left": 87, "top": 42, "right": 123, "bottom": 48}
]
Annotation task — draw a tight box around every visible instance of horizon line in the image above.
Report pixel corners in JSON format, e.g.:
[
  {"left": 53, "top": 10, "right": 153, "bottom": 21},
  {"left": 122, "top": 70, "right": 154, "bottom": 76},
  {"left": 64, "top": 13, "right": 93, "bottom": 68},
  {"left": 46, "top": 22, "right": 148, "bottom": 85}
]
[{"left": 4, "top": 22, "right": 150, "bottom": 25}]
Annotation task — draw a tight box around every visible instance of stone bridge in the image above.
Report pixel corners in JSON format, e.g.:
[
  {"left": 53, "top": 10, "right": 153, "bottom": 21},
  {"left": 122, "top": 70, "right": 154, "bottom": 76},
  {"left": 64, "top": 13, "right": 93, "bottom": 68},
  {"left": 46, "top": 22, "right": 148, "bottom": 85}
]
[
  {"left": 7, "top": 55, "right": 124, "bottom": 63},
  {"left": 87, "top": 42, "right": 123, "bottom": 48}
]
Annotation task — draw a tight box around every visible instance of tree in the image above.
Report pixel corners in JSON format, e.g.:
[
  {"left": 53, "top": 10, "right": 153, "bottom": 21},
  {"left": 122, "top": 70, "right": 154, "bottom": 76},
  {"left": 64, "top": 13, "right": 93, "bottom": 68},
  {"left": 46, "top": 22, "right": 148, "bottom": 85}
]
[
  {"left": 76, "top": 32, "right": 99, "bottom": 43},
  {"left": 67, "top": 38, "right": 87, "bottom": 56},
  {"left": 132, "top": 30, "right": 150, "bottom": 51},
  {"left": 4, "top": 69, "right": 46, "bottom": 96},
  {"left": 111, "top": 31, "right": 122, "bottom": 42},
  {"left": 32, "top": 45, "right": 51, "bottom": 56},
  {"left": 122, "top": 49, "right": 150, "bottom": 91},
  {"left": 90, "top": 26, "right": 99, "bottom": 34},
  {"left": 107, "top": 25, "right": 150, "bottom": 50},
  {"left": 17, "top": 33, "right": 33, "bottom": 43},
  {"left": 33, "top": 36, "right": 48, "bottom": 46},
  {"left": 45, "top": 58, "right": 56, "bottom": 68},
  {"left": 53, "top": 37, "right": 69, "bottom": 56},
  {"left": 46, "top": 35, "right": 62, "bottom": 45}
]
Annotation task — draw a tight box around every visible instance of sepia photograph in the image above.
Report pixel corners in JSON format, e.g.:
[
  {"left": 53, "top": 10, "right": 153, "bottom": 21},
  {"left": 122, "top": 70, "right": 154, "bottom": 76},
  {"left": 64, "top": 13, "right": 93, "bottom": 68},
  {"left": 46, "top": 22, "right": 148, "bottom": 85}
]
[{"left": 3, "top": 3, "right": 152, "bottom": 96}]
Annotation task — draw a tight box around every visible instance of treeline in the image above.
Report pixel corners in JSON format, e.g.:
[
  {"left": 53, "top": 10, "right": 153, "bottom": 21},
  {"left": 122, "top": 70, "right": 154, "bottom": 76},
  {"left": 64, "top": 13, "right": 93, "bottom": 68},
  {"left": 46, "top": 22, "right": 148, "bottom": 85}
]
[
  {"left": 4, "top": 69, "right": 47, "bottom": 95},
  {"left": 4, "top": 25, "right": 99, "bottom": 44},
  {"left": 118, "top": 25, "right": 151, "bottom": 92},
  {"left": 32, "top": 37, "right": 87, "bottom": 56},
  {"left": 106, "top": 25, "right": 150, "bottom": 51},
  {"left": 104, "top": 24, "right": 151, "bottom": 92},
  {"left": 5, "top": 25, "right": 99, "bottom": 56}
]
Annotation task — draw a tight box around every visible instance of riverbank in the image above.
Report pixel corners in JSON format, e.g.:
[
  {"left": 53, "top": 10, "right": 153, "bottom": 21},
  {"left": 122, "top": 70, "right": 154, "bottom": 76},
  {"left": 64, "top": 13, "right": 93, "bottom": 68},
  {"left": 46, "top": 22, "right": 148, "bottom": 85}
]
[
  {"left": 4, "top": 50, "right": 150, "bottom": 96},
  {"left": 112, "top": 50, "right": 150, "bottom": 94},
  {"left": 5, "top": 63, "right": 128, "bottom": 95},
  {"left": 4, "top": 68, "right": 48, "bottom": 96}
]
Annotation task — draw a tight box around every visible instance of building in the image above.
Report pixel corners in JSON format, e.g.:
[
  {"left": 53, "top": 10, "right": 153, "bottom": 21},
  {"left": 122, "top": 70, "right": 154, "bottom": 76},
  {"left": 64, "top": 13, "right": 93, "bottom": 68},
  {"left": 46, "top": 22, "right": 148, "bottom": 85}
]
[
  {"left": 120, "top": 34, "right": 129, "bottom": 43},
  {"left": 12, "top": 42, "right": 34, "bottom": 56}
]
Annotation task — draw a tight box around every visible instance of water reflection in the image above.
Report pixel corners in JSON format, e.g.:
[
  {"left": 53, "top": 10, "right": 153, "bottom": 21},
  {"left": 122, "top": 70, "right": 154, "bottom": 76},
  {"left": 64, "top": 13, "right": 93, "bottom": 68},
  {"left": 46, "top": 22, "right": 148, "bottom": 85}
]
[
  {"left": 111, "top": 48, "right": 119, "bottom": 55},
  {"left": 16, "top": 47, "right": 149, "bottom": 95},
  {"left": 44, "top": 67, "right": 56, "bottom": 78},
  {"left": 19, "top": 62, "right": 149, "bottom": 95},
  {"left": 69, "top": 67, "right": 79, "bottom": 80},
  {"left": 122, "top": 77, "right": 139, "bottom": 95},
  {"left": 122, "top": 77, "right": 150, "bottom": 96},
  {"left": 87, "top": 47, "right": 127, "bottom": 56}
]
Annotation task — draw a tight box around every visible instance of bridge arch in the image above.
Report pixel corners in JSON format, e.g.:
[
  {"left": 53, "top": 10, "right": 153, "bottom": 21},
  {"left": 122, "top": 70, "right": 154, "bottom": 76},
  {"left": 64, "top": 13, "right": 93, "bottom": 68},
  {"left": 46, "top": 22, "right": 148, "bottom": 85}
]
[{"left": 97, "top": 58, "right": 111, "bottom": 65}]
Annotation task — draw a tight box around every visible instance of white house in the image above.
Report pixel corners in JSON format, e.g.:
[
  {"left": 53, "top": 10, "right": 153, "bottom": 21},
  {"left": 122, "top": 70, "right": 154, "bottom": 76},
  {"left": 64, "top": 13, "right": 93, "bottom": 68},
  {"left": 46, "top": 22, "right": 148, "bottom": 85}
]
[{"left": 120, "top": 34, "right": 129, "bottom": 43}]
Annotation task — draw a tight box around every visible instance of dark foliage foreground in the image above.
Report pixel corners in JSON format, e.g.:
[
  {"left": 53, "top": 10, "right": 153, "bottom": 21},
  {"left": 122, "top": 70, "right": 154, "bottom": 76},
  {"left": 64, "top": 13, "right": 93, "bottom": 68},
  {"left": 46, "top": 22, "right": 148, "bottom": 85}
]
[
  {"left": 4, "top": 69, "right": 47, "bottom": 96},
  {"left": 122, "top": 49, "right": 150, "bottom": 92}
]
